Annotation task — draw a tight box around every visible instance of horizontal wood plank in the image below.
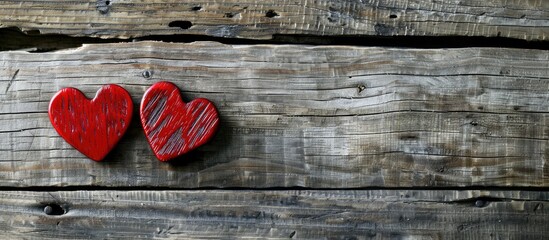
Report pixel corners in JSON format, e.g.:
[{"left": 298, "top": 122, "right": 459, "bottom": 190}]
[
  {"left": 1, "top": 42, "right": 549, "bottom": 188},
  {"left": 0, "top": 0, "right": 547, "bottom": 40},
  {"left": 0, "top": 190, "right": 547, "bottom": 239}
]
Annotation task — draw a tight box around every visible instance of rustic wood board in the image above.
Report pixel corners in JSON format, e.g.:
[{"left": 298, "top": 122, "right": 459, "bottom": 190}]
[
  {"left": 0, "top": 190, "right": 547, "bottom": 239},
  {"left": 0, "top": 0, "right": 547, "bottom": 40},
  {"left": 1, "top": 42, "right": 549, "bottom": 188}
]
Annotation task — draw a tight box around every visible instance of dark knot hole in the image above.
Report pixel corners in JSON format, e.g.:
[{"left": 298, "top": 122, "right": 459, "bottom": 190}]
[
  {"left": 168, "top": 21, "right": 193, "bottom": 29},
  {"left": 44, "top": 204, "right": 66, "bottom": 215}
]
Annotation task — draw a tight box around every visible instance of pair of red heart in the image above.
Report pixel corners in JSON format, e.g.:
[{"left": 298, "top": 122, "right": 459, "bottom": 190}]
[{"left": 48, "top": 82, "right": 219, "bottom": 162}]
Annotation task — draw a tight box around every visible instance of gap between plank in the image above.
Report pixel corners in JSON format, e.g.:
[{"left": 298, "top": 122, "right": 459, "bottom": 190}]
[{"left": 1, "top": 27, "right": 548, "bottom": 53}]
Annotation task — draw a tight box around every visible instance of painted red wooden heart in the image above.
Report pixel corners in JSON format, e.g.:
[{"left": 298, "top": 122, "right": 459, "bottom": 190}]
[
  {"left": 140, "top": 82, "right": 219, "bottom": 162},
  {"left": 48, "top": 84, "right": 133, "bottom": 161}
]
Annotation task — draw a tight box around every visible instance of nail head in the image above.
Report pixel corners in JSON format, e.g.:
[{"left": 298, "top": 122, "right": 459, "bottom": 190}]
[
  {"left": 44, "top": 205, "right": 53, "bottom": 215},
  {"left": 142, "top": 70, "right": 153, "bottom": 79},
  {"left": 475, "top": 199, "right": 486, "bottom": 208}
]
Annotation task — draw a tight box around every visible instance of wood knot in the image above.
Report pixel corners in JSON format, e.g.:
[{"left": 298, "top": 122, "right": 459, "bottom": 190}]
[
  {"left": 96, "top": 0, "right": 111, "bottom": 15},
  {"left": 265, "top": 10, "right": 279, "bottom": 18},
  {"left": 168, "top": 21, "right": 193, "bottom": 29},
  {"left": 357, "top": 84, "right": 366, "bottom": 93}
]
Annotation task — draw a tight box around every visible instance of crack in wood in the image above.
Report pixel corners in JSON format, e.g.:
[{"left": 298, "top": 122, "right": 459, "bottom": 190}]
[
  {"left": 4, "top": 69, "right": 19, "bottom": 94},
  {"left": 1, "top": 27, "right": 549, "bottom": 53}
]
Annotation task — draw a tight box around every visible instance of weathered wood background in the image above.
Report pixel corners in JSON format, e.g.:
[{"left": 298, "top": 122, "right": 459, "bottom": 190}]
[
  {"left": 0, "top": 0, "right": 547, "bottom": 40},
  {"left": 1, "top": 190, "right": 547, "bottom": 239},
  {"left": 0, "top": 0, "right": 548, "bottom": 238},
  {"left": 1, "top": 42, "right": 549, "bottom": 188}
]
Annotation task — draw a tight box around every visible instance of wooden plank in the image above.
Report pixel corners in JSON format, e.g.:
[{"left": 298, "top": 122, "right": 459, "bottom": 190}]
[
  {"left": 0, "top": 190, "right": 546, "bottom": 239},
  {"left": 1, "top": 42, "right": 549, "bottom": 188},
  {"left": 0, "top": 0, "right": 547, "bottom": 40}
]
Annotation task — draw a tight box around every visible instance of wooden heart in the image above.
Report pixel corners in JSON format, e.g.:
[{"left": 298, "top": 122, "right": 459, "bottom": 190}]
[
  {"left": 48, "top": 84, "right": 133, "bottom": 161},
  {"left": 140, "top": 82, "right": 220, "bottom": 161}
]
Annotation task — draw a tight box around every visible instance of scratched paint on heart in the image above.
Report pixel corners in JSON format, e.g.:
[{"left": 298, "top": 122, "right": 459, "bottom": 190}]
[
  {"left": 48, "top": 85, "right": 133, "bottom": 161},
  {"left": 140, "top": 82, "right": 219, "bottom": 161}
]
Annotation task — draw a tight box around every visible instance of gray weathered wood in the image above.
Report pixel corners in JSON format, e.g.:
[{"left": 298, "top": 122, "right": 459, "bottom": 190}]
[
  {"left": 0, "top": 190, "right": 547, "bottom": 239},
  {"left": 0, "top": 0, "right": 547, "bottom": 40},
  {"left": 1, "top": 42, "right": 549, "bottom": 188}
]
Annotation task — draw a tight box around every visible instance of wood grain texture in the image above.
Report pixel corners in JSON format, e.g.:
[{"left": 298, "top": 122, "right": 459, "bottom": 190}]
[
  {"left": 49, "top": 84, "right": 133, "bottom": 161},
  {"left": 141, "top": 81, "right": 219, "bottom": 162},
  {"left": 1, "top": 42, "right": 549, "bottom": 188},
  {"left": 0, "top": 0, "right": 547, "bottom": 40},
  {"left": 0, "top": 190, "right": 547, "bottom": 239}
]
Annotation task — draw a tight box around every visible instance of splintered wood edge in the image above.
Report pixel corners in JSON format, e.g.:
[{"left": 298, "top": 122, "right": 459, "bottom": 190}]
[
  {"left": 0, "top": 0, "right": 547, "bottom": 40},
  {"left": 0, "top": 190, "right": 547, "bottom": 239},
  {"left": 1, "top": 42, "right": 549, "bottom": 188}
]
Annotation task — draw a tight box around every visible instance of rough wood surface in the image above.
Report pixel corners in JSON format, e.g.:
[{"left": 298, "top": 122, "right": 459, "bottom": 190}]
[
  {"left": 0, "top": 190, "right": 546, "bottom": 239},
  {"left": 0, "top": 0, "right": 547, "bottom": 40},
  {"left": 1, "top": 42, "right": 549, "bottom": 188}
]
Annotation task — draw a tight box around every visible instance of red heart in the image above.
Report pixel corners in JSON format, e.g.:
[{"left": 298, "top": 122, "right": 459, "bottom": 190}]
[
  {"left": 48, "top": 84, "right": 133, "bottom": 161},
  {"left": 140, "top": 82, "right": 219, "bottom": 161}
]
